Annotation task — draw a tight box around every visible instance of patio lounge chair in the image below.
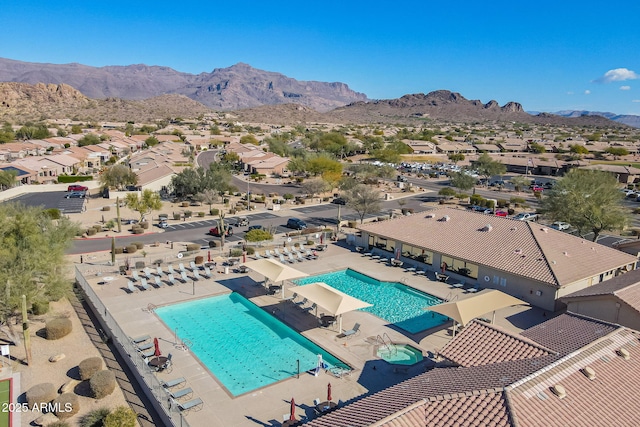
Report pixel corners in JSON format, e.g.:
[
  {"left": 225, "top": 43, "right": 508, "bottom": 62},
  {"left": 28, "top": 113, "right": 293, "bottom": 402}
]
[
  {"left": 295, "top": 298, "right": 308, "bottom": 307},
  {"left": 274, "top": 248, "right": 282, "bottom": 256},
  {"left": 341, "top": 323, "right": 361, "bottom": 338},
  {"left": 156, "top": 266, "right": 164, "bottom": 277},
  {"left": 254, "top": 252, "right": 263, "bottom": 260},
  {"left": 141, "top": 348, "right": 155, "bottom": 358},
  {"left": 131, "top": 334, "right": 150, "bottom": 344},
  {"left": 136, "top": 341, "right": 154, "bottom": 352},
  {"left": 279, "top": 254, "right": 291, "bottom": 264},
  {"left": 305, "top": 249, "right": 318, "bottom": 260},
  {"left": 264, "top": 250, "right": 274, "bottom": 259},
  {"left": 143, "top": 267, "right": 153, "bottom": 279},
  {"left": 189, "top": 261, "right": 197, "bottom": 271},
  {"left": 415, "top": 267, "right": 427, "bottom": 275},
  {"left": 131, "top": 270, "right": 140, "bottom": 282},
  {"left": 193, "top": 270, "right": 201, "bottom": 281},
  {"left": 296, "top": 252, "right": 306, "bottom": 262},
  {"left": 167, "top": 274, "right": 176, "bottom": 285},
  {"left": 404, "top": 264, "right": 417, "bottom": 273},
  {"left": 168, "top": 265, "right": 176, "bottom": 275},
  {"left": 203, "top": 266, "right": 212, "bottom": 278},
  {"left": 288, "top": 253, "right": 301, "bottom": 263},
  {"left": 283, "top": 247, "right": 292, "bottom": 255},
  {"left": 140, "top": 278, "right": 150, "bottom": 291},
  {"left": 180, "top": 271, "right": 189, "bottom": 283},
  {"left": 179, "top": 263, "right": 187, "bottom": 272},
  {"left": 161, "top": 377, "right": 186, "bottom": 389},
  {"left": 302, "top": 303, "right": 317, "bottom": 313},
  {"left": 175, "top": 397, "right": 203, "bottom": 413},
  {"left": 169, "top": 387, "right": 193, "bottom": 400},
  {"left": 127, "top": 281, "right": 138, "bottom": 293},
  {"left": 154, "top": 276, "right": 164, "bottom": 288}
]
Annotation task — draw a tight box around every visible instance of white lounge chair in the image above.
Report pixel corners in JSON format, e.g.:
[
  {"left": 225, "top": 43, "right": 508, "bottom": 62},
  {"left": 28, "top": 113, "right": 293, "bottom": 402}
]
[
  {"left": 157, "top": 266, "right": 164, "bottom": 276},
  {"left": 180, "top": 271, "right": 189, "bottom": 283},
  {"left": 203, "top": 266, "right": 212, "bottom": 278},
  {"left": 287, "top": 253, "right": 299, "bottom": 263},
  {"left": 279, "top": 254, "right": 291, "bottom": 264},
  {"left": 154, "top": 276, "right": 164, "bottom": 288},
  {"left": 161, "top": 377, "right": 186, "bottom": 389},
  {"left": 131, "top": 270, "right": 140, "bottom": 282},
  {"left": 274, "top": 248, "right": 282, "bottom": 256},
  {"left": 254, "top": 253, "right": 263, "bottom": 260},
  {"left": 296, "top": 252, "right": 306, "bottom": 262},
  {"left": 140, "top": 278, "right": 150, "bottom": 291},
  {"left": 130, "top": 334, "right": 150, "bottom": 344},
  {"left": 193, "top": 270, "right": 201, "bottom": 281},
  {"left": 341, "top": 322, "right": 361, "bottom": 338},
  {"left": 168, "top": 265, "right": 176, "bottom": 275},
  {"left": 305, "top": 249, "right": 318, "bottom": 260},
  {"left": 190, "top": 261, "right": 197, "bottom": 271},
  {"left": 175, "top": 397, "right": 203, "bottom": 413},
  {"left": 143, "top": 267, "right": 153, "bottom": 279},
  {"left": 167, "top": 274, "right": 176, "bottom": 285},
  {"left": 179, "top": 263, "right": 187, "bottom": 272},
  {"left": 265, "top": 250, "right": 274, "bottom": 259},
  {"left": 127, "top": 281, "right": 138, "bottom": 293}
]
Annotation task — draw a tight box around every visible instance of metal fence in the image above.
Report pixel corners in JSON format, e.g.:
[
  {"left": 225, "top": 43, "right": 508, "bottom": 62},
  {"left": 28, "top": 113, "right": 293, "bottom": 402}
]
[{"left": 75, "top": 266, "right": 191, "bottom": 427}]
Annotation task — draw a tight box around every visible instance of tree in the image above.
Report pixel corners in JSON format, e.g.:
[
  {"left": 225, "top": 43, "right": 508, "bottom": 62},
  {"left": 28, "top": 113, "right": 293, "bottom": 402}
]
[
  {"left": 438, "top": 187, "right": 457, "bottom": 198},
  {"left": 77, "top": 133, "right": 102, "bottom": 147},
  {"left": 371, "top": 148, "right": 401, "bottom": 163},
  {"left": 305, "top": 156, "right": 343, "bottom": 177},
  {"left": 605, "top": 147, "right": 629, "bottom": 158},
  {"left": 199, "top": 189, "right": 219, "bottom": 213},
  {"left": 0, "top": 122, "right": 15, "bottom": 143},
  {"left": 0, "top": 204, "right": 80, "bottom": 323},
  {"left": 240, "top": 134, "right": 259, "bottom": 145},
  {"left": 0, "top": 169, "right": 17, "bottom": 190},
  {"left": 510, "top": 176, "right": 530, "bottom": 192},
  {"left": 104, "top": 406, "right": 137, "bottom": 427},
  {"left": 474, "top": 153, "right": 506, "bottom": 184},
  {"left": 449, "top": 172, "right": 475, "bottom": 191},
  {"left": 344, "top": 184, "right": 381, "bottom": 224},
  {"left": 100, "top": 164, "right": 138, "bottom": 190},
  {"left": 448, "top": 153, "right": 465, "bottom": 164},
  {"left": 569, "top": 144, "right": 589, "bottom": 154},
  {"left": 529, "top": 142, "right": 546, "bottom": 153},
  {"left": 301, "top": 178, "right": 327, "bottom": 198},
  {"left": 244, "top": 229, "right": 273, "bottom": 244},
  {"left": 144, "top": 136, "right": 159, "bottom": 147},
  {"left": 540, "top": 169, "right": 627, "bottom": 242},
  {"left": 124, "top": 190, "right": 162, "bottom": 222}
]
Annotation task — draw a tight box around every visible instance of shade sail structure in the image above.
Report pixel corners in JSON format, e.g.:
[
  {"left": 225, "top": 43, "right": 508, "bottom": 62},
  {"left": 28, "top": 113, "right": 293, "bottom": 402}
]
[
  {"left": 243, "top": 258, "right": 308, "bottom": 283},
  {"left": 427, "top": 289, "right": 528, "bottom": 327},
  {"left": 292, "top": 282, "right": 372, "bottom": 316}
]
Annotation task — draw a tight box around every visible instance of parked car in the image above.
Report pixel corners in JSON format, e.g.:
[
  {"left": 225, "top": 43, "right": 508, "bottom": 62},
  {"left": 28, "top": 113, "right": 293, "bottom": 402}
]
[
  {"left": 209, "top": 224, "right": 234, "bottom": 237},
  {"left": 550, "top": 221, "right": 571, "bottom": 231},
  {"left": 396, "top": 175, "right": 408, "bottom": 182},
  {"left": 65, "top": 191, "right": 86, "bottom": 198},
  {"left": 234, "top": 216, "right": 249, "bottom": 227},
  {"left": 286, "top": 218, "right": 307, "bottom": 230},
  {"left": 531, "top": 185, "right": 544, "bottom": 192},
  {"left": 67, "top": 184, "right": 88, "bottom": 192},
  {"left": 247, "top": 224, "right": 264, "bottom": 232},
  {"left": 513, "top": 212, "right": 538, "bottom": 221},
  {"left": 489, "top": 180, "right": 506, "bottom": 187},
  {"left": 331, "top": 197, "right": 347, "bottom": 205},
  {"left": 495, "top": 210, "right": 508, "bottom": 217},
  {"left": 157, "top": 220, "right": 169, "bottom": 229}
]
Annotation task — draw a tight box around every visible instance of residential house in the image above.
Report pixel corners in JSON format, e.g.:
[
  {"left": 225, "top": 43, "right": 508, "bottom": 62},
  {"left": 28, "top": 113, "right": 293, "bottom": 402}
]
[{"left": 579, "top": 164, "right": 640, "bottom": 184}]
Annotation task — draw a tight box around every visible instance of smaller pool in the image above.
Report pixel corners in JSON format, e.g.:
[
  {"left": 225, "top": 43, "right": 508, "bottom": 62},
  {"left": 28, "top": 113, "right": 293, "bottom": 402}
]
[{"left": 377, "top": 344, "right": 424, "bottom": 365}]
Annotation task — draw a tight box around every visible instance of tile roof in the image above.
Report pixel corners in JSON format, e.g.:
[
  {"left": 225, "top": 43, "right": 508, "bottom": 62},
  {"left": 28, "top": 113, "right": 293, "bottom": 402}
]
[
  {"left": 439, "top": 320, "right": 555, "bottom": 367},
  {"left": 520, "top": 312, "right": 619, "bottom": 355},
  {"left": 507, "top": 328, "right": 640, "bottom": 427},
  {"left": 561, "top": 268, "right": 640, "bottom": 299},
  {"left": 358, "top": 208, "right": 636, "bottom": 287}
]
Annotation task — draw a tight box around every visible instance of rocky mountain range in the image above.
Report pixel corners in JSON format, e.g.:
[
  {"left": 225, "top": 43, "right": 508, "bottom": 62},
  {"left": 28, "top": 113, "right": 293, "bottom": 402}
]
[
  {"left": 552, "top": 110, "right": 640, "bottom": 128},
  {"left": 0, "top": 57, "right": 367, "bottom": 113}
]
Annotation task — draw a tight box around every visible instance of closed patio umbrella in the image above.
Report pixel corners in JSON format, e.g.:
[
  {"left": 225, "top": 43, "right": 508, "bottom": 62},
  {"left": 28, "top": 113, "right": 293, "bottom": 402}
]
[
  {"left": 327, "top": 383, "right": 332, "bottom": 402},
  {"left": 153, "top": 337, "right": 161, "bottom": 357},
  {"left": 289, "top": 397, "right": 296, "bottom": 421}
]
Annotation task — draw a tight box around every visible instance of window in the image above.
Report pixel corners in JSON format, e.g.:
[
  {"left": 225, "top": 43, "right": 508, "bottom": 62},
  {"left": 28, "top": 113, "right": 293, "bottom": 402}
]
[{"left": 441, "top": 255, "right": 478, "bottom": 279}]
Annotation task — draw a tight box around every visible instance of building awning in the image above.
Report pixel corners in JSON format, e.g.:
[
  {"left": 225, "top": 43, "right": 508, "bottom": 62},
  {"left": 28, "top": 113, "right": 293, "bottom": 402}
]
[
  {"left": 292, "top": 282, "right": 372, "bottom": 316},
  {"left": 243, "top": 258, "right": 308, "bottom": 283}
]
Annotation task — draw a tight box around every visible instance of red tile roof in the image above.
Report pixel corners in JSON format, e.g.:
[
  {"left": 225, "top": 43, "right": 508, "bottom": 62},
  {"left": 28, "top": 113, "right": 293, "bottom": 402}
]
[{"left": 439, "top": 320, "right": 555, "bottom": 367}]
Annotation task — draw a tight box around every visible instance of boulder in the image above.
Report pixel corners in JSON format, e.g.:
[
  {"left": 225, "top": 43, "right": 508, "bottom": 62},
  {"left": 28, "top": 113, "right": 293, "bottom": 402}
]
[
  {"left": 49, "top": 353, "right": 65, "bottom": 363},
  {"left": 59, "top": 379, "right": 80, "bottom": 394},
  {"left": 33, "top": 412, "right": 59, "bottom": 426}
]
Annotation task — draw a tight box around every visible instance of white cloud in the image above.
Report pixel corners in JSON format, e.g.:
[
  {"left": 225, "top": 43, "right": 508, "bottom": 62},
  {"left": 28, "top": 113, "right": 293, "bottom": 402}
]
[
  {"left": 566, "top": 91, "right": 574, "bottom": 95},
  {"left": 594, "top": 68, "right": 639, "bottom": 83},
  {"left": 584, "top": 90, "right": 591, "bottom": 95},
  {"left": 633, "top": 100, "right": 640, "bottom": 103},
  {"left": 620, "top": 85, "right": 631, "bottom": 90}
]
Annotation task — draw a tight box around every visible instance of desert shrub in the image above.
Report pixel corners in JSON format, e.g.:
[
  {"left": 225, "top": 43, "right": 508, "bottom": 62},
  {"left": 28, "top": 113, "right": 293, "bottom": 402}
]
[
  {"left": 25, "top": 383, "right": 56, "bottom": 406},
  {"left": 245, "top": 247, "right": 255, "bottom": 255},
  {"left": 347, "top": 221, "right": 357, "bottom": 228},
  {"left": 79, "top": 357, "right": 104, "bottom": 380},
  {"left": 93, "top": 224, "right": 103, "bottom": 231},
  {"left": 186, "top": 243, "right": 200, "bottom": 251},
  {"left": 44, "top": 208, "right": 62, "bottom": 219},
  {"left": 132, "top": 228, "right": 144, "bottom": 234},
  {"left": 104, "top": 406, "right": 137, "bottom": 427},
  {"left": 86, "top": 228, "right": 97, "bottom": 236},
  {"left": 306, "top": 240, "right": 315, "bottom": 246},
  {"left": 133, "top": 242, "right": 144, "bottom": 250},
  {"left": 45, "top": 318, "right": 72, "bottom": 340},
  {"left": 197, "top": 211, "right": 205, "bottom": 217},
  {"left": 173, "top": 212, "right": 181, "bottom": 220},
  {"left": 195, "top": 256, "right": 204, "bottom": 264},
  {"left": 184, "top": 210, "right": 192, "bottom": 218},
  {"left": 125, "top": 245, "right": 137, "bottom": 254},
  {"left": 496, "top": 199, "right": 509, "bottom": 208},
  {"left": 32, "top": 300, "right": 50, "bottom": 315},
  {"left": 80, "top": 408, "right": 111, "bottom": 427},
  {"left": 114, "top": 247, "right": 124, "bottom": 254},
  {"left": 181, "top": 202, "right": 190, "bottom": 207},
  {"left": 140, "top": 221, "right": 149, "bottom": 229},
  {"left": 89, "top": 370, "right": 116, "bottom": 399},
  {"left": 210, "top": 208, "right": 219, "bottom": 215},
  {"left": 230, "top": 249, "right": 242, "bottom": 257},
  {"left": 102, "top": 205, "right": 111, "bottom": 211},
  {"left": 208, "top": 240, "right": 218, "bottom": 248},
  {"left": 54, "top": 393, "right": 80, "bottom": 419}
]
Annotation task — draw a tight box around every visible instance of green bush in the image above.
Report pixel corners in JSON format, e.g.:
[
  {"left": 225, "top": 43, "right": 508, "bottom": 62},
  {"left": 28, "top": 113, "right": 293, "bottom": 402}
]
[
  {"left": 210, "top": 208, "right": 219, "bottom": 215},
  {"left": 26, "top": 383, "right": 56, "bottom": 406},
  {"left": 184, "top": 210, "right": 192, "bottom": 218},
  {"left": 181, "top": 202, "right": 190, "bottom": 207},
  {"left": 89, "top": 370, "right": 116, "bottom": 399},
  {"left": 173, "top": 213, "right": 181, "bottom": 220},
  {"left": 79, "top": 357, "right": 104, "bottom": 380},
  {"left": 186, "top": 243, "right": 200, "bottom": 251},
  {"left": 496, "top": 199, "right": 509, "bottom": 208},
  {"left": 140, "top": 221, "right": 149, "bottom": 229},
  {"left": 208, "top": 240, "right": 218, "bottom": 248},
  {"left": 54, "top": 393, "right": 80, "bottom": 419},
  {"left": 57, "top": 175, "right": 93, "bottom": 183},
  {"left": 348, "top": 221, "right": 357, "bottom": 228},
  {"left": 86, "top": 228, "right": 97, "bottom": 236},
  {"left": 125, "top": 245, "right": 137, "bottom": 254},
  {"left": 306, "top": 240, "right": 315, "bottom": 246},
  {"left": 102, "top": 206, "right": 111, "bottom": 211},
  {"left": 230, "top": 249, "right": 243, "bottom": 257},
  {"left": 44, "top": 208, "right": 62, "bottom": 219},
  {"left": 32, "top": 300, "right": 50, "bottom": 315},
  {"left": 245, "top": 247, "right": 255, "bottom": 255},
  {"left": 93, "top": 225, "right": 103, "bottom": 232},
  {"left": 114, "top": 247, "right": 124, "bottom": 254},
  {"left": 80, "top": 408, "right": 110, "bottom": 427},
  {"left": 104, "top": 406, "right": 137, "bottom": 427},
  {"left": 133, "top": 242, "right": 144, "bottom": 250},
  {"left": 198, "top": 211, "right": 205, "bottom": 217},
  {"left": 45, "top": 317, "right": 72, "bottom": 340}
]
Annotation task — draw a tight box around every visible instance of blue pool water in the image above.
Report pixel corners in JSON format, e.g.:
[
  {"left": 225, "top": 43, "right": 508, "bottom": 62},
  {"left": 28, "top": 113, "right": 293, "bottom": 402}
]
[
  {"left": 155, "top": 293, "right": 344, "bottom": 396},
  {"left": 295, "top": 269, "right": 448, "bottom": 334}
]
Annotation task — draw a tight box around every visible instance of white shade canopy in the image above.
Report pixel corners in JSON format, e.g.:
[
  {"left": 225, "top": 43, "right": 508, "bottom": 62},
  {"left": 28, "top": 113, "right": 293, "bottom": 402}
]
[
  {"left": 292, "top": 282, "right": 372, "bottom": 316},
  {"left": 427, "top": 289, "right": 528, "bottom": 327},
  {"left": 243, "top": 258, "right": 308, "bottom": 282}
]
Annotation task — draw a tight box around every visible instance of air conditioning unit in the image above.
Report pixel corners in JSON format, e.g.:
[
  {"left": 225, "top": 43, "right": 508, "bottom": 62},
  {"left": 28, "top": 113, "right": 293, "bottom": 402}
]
[{"left": 535, "top": 290, "right": 542, "bottom": 296}]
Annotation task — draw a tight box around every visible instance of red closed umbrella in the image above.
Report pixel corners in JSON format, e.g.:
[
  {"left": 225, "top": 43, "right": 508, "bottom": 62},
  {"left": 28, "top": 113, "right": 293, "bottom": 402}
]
[
  {"left": 208, "top": 251, "right": 211, "bottom": 262},
  {"left": 327, "top": 383, "right": 332, "bottom": 402},
  {"left": 243, "top": 252, "right": 246, "bottom": 263},
  {"left": 289, "top": 397, "right": 296, "bottom": 421},
  {"left": 153, "top": 337, "right": 161, "bottom": 357}
]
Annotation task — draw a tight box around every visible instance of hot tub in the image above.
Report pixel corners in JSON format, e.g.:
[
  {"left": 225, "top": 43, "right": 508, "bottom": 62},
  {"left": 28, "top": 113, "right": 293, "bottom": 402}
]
[{"left": 377, "top": 344, "right": 424, "bottom": 365}]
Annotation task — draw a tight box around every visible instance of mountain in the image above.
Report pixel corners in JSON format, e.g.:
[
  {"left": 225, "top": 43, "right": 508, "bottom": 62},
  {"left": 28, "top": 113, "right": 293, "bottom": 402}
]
[
  {"left": 0, "top": 58, "right": 367, "bottom": 113},
  {"left": 553, "top": 110, "right": 640, "bottom": 128},
  {"left": 0, "top": 82, "right": 213, "bottom": 122}
]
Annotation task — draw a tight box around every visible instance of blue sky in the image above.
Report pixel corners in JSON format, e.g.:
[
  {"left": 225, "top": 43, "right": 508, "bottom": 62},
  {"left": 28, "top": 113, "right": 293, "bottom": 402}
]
[{"left": 3, "top": 0, "right": 640, "bottom": 114}]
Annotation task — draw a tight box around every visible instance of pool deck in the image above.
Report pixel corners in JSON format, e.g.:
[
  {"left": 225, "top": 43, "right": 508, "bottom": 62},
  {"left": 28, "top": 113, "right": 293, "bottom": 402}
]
[{"left": 77, "top": 241, "right": 547, "bottom": 427}]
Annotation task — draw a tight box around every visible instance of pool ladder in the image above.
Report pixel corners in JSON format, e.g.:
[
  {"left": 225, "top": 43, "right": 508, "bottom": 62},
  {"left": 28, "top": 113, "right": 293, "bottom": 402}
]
[{"left": 376, "top": 333, "right": 396, "bottom": 356}]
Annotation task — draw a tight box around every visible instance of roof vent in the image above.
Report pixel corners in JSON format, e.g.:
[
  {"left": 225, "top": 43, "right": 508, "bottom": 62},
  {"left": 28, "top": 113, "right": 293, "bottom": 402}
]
[
  {"left": 439, "top": 215, "right": 450, "bottom": 222},
  {"left": 617, "top": 348, "right": 631, "bottom": 360},
  {"left": 510, "top": 227, "right": 518, "bottom": 231},
  {"left": 425, "top": 213, "right": 435, "bottom": 219},
  {"left": 563, "top": 251, "right": 569, "bottom": 257},
  {"left": 480, "top": 224, "right": 493, "bottom": 232},
  {"left": 541, "top": 227, "right": 549, "bottom": 233},
  {"left": 550, "top": 384, "right": 567, "bottom": 399},
  {"left": 514, "top": 249, "right": 523, "bottom": 255},
  {"left": 581, "top": 367, "right": 596, "bottom": 380}
]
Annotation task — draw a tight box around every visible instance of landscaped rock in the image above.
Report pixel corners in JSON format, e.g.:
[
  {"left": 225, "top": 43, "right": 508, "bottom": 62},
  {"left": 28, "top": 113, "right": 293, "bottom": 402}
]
[
  {"left": 33, "top": 412, "right": 59, "bottom": 426},
  {"left": 59, "top": 379, "right": 80, "bottom": 394},
  {"left": 49, "top": 353, "right": 65, "bottom": 363},
  {"left": 26, "top": 383, "right": 57, "bottom": 406}
]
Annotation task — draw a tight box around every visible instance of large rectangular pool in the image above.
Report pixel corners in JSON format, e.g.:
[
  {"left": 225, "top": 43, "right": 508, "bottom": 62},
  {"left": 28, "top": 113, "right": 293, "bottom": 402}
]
[
  {"left": 155, "top": 293, "right": 344, "bottom": 396},
  {"left": 295, "top": 269, "right": 448, "bottom": 334}
]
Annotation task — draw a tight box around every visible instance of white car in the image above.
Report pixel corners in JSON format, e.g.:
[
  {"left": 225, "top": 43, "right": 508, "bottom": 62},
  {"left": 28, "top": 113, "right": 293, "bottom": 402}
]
[{"left": 550, "top": 221, "right": 571, "bottom": 231}]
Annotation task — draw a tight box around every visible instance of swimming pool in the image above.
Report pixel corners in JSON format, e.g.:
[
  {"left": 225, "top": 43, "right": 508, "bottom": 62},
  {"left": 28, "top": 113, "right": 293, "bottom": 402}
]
[
  {"left": 295, "top": 269, "right": 448, "bottom": 334},
  {"left": 155, "top": 293, "right": 344, "bottom": 396}
]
